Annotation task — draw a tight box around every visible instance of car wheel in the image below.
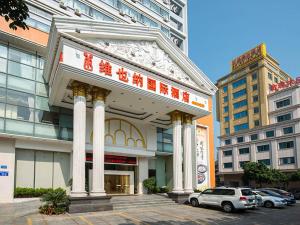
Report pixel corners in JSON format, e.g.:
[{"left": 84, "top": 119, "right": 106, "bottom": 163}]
[
  {"left": 190, "top": 198, "right": 199, "bottom": 207},
  {"left": 222, "top": 202, "right": 234, "bottom": 213},
  {"left": 264, "top": 201, "right": 274, "bottom": 208}
]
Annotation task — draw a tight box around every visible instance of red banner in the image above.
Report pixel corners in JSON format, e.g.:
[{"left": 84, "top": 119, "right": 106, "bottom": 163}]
[{"left": 86, "top": 153, "right": 137, "bottom": 165}]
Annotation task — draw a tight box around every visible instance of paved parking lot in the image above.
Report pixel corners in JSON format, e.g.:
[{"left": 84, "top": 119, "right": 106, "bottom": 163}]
[{"left": 1, "top": 203, "right": 299, "bottom": 225}]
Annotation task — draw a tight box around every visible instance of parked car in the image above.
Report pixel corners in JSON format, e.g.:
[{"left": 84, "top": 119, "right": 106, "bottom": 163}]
[
  {"left": 252, "top": 190, "right": 287, "bottom": 208},
  {"left": 289, "top": 188, "right": 300, "bottom": 200},
  {"left": 258, "top": 189, "right": 296, "bottom": 205},
  {"left": 188, "top": 187, "right": 256, "bottom": 213}
]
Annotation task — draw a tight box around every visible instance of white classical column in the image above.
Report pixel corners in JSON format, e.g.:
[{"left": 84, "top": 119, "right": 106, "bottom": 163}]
[
  {"left": 71, "top": 82, "right": 87, "bottom": 197},
  {"left": 138, "top": 157, "right": 149, "bottom": 195},
  {"left": 90, "top": 87, "right": 108, "bottom": 196},
  {"left": 171, "top": 111, "right": 184, "bottom": 193},
  {"left": 183, "top": 114, "right": 193, "bottom": 193}
]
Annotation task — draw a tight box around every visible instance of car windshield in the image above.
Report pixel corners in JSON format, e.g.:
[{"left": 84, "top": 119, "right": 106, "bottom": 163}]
[
  {"left": 241, "top": 189, "right": 253, "bottom": 196},
  {"left": 256, "top": 191, "right": 269, "bottom": 196},
  {"left": 265, "top": 190, "right": 281, "bottom": 197},
  {"left": 268, "top": 188, "right": 288, "bottom": 194}
]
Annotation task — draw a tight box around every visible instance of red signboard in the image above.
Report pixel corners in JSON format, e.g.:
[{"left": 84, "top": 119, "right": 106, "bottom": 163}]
[
  {"left": 86, "top": 153, "right": 137, "bottom": 165},
  {"left": 270, "top": 77, "right": 300, "bottom": 92}
]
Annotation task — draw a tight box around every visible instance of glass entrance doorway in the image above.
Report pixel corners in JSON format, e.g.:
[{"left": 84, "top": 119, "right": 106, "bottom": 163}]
[{"left": 105, "top": 174, "right": 130, "bottom": 195}]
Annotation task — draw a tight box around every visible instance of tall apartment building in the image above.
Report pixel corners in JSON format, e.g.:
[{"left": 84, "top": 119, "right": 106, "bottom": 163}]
[
  {"left": 0, "top": 0, "right": 217, "bottom": 203},
  {"left": 216, "top": 44, "right": 300, "bottom": 187}
]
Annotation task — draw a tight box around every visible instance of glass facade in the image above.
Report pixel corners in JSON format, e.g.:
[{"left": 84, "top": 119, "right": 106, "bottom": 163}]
[
  {"left": 234, "top": 123, "right": 249, "bottom": 132},
  {"left": 233, "top": 89, "right": 246, "bottom": 99},
  {"left": 157, "top": 127, "right": 173, "bottom": 153},
  {"left": 233, "top": 99, "right": 247, "bottom": 109},
  {"left": 232, "top": 78, "right": 246, "bottom": 89},
  {"left": 0, "top": 43, "right": 73, "bottom": 140},
  {"left": 234, "top": 111, "right": 248, "bottom": 120}
]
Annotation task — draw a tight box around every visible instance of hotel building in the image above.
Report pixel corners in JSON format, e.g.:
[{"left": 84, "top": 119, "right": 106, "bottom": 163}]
[
  {"left": 216, "top": 44, "right": 300, "bottom": 186},
  {"left": 0, "top": 0, "right": 217, "bottom": 203}
]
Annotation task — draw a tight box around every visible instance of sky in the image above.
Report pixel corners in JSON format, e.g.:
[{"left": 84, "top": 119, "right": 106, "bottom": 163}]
[{"left": 188, "top": 0, "right": 300, "bottom": 155}]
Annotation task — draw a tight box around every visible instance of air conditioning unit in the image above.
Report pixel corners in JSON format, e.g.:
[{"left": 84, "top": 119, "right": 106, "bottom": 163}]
[
  {"left": 119, "top": 9, "right": 125, "bottom": 16},
  {"left": 131, "top": 16, "right": 137, "bottom": 23},
  {"left": 131, "top": 0, "right": 137, "bottom": 3},
  {"left": 75, "top": 8, "right": 81, "bottom": 16},
  {"left": 163, "top": 0, "right": 169, "bottom": 5},
  {"left": 163, "top": 16, "right": 169, "bottom": 22},
  {"left": 59, "top": 0, "right": 67, "bottom": 10}
]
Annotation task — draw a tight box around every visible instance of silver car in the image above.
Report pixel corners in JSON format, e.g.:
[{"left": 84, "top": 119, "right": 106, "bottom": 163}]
[{"left": 252, "top": 190, "right": 287, "bottom": 208}]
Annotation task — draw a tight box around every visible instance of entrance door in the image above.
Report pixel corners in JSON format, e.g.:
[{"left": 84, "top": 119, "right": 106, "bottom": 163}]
[{"left": 105, "top": 174, "right": 130, "bottom": 195}]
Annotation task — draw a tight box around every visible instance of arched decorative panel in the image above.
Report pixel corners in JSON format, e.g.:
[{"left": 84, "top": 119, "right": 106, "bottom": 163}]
[{"left": 90, "top": 118, "right": 146, "bottom": 149}]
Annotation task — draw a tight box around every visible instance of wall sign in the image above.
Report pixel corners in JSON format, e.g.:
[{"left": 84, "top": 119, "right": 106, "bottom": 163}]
[
  {"left": 195, "top": 126, "right": 209, "bottom": 191},
  {"left": 86, "top": 153, "right": 137, "bottom": 165},
  {"left": 0, "top": 171, "right": 8, "bottom": 176},
  {"left": 270, "top": 77, "right": 300, "bottom": 92},
  {"left": 0, "top": 165, "right": 7, "bottom": 169},
  {"left": 231, "top": 43, "right": 266, "bottom": 72},
  {"left": 62, "top": 45, "right": 209, "bottom": 111}
]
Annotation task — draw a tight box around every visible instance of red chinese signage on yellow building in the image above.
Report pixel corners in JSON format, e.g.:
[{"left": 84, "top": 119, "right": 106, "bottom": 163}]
[
  {"left": 231, "top": 43, "right": 267, "bottom": 72},
  {"left": 270, "top": 77, "right": 300, "bottom": 92}
]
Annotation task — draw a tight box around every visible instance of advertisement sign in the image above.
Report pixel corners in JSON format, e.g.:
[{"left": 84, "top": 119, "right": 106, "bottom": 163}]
[
  {"left": 195, "top": 126, "right": 209, "bottom": 191},
  {"left": 86, "top": 153, "right": 137, "bottom": 165},
  {"left": 270, "top": 77, "right": 300, "bottom": 92},
  {"left": 62, "top": 45, "right": 209, "bottom": 111}
]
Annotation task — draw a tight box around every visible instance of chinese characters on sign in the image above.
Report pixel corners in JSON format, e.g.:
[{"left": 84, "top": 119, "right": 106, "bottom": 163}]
[
  {"left": 231, "top": 43, "right": 267, "bottom": 72},
  {"left": 62, "top": 46, "right": 208, "bottom": 110},
  {"left": 270, "top": 77, "right": 300, "bottom": 92}
]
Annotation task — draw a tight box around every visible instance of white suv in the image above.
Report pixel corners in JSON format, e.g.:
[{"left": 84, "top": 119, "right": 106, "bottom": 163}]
[{"left": 189, "top": 187, "right": 256, "bottom": 212}]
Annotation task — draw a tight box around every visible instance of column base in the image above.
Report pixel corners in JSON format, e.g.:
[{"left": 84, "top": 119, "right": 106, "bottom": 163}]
[
  {"left": 90, "top": 190, "right": 106, "bottom": 197},
  {"left": 184, "top": 189, "right": 194, "bottom": 194},
  {"left": 70, "top": 191, "right": 87, "bottom": 197},
  {"left": 167, "top": 192, "right": 190, "bottom": 204}
]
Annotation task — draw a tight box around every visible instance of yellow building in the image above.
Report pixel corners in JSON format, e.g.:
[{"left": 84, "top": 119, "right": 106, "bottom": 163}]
[{"left": 216, "top": 44, "right": 291, "bottom": 137}]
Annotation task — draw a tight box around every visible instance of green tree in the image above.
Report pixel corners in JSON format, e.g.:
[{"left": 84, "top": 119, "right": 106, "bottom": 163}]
[
  {"left": 290, "top": 170, "right": 300, "bottom": 181},
  {"left": 0, "top": 0, "right": 29, "bottom": 30},
  {"left": 270, "top": 169, "right": 288, "bottom": 188},
  {"left": 242, "top": 162, "right": 272, "bottom": 188}
]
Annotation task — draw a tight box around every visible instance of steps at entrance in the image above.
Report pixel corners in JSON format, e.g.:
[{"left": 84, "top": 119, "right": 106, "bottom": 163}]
[{"left": 111, "top": 194, "right": 178, "bottom": 210}]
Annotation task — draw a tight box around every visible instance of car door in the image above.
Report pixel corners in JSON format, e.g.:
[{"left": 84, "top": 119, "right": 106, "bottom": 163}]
[{"left": 199, "top": 189, "right": 214, "bottom": 205}]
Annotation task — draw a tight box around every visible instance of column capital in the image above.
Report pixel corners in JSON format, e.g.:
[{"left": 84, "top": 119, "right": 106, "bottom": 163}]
[
  {"left": 91, "top": 87, "right": 110, "bottom": 103},
  {"left": 72, "top": 81, "right": 88, "bottom": 97},
  {"left": 182, "top": 113, "right": 194, "bottom": 125},
  {"left": 169, "top": 110, "right": 183, "bottom": 122}
]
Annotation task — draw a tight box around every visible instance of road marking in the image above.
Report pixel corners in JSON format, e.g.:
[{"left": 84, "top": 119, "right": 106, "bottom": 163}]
[
  {"left": 150, "top": 209, "right": 209, "bottom": 225},
  {"left": 118, "top": 212, "right": 150, "bottom": 225},
  {"left": 27, "top": 217, "right": 33, "bottom": 225},
  {"left": 79, "top": 216, "right": 94, "bottom": 225}
]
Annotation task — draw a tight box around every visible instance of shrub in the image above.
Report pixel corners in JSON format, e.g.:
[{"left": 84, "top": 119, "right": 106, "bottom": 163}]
[
  {"left": 14, "top": 187, "right": 53, "bottom": 198},
  {"left": 143, "top": 177, "right": 156, "bottom": 194},
  {"left": 39, "top": 188, "right": 69, "bottom": 215},
  {"left": 194, "top": 189, "right": 201, "bottom": 193}
]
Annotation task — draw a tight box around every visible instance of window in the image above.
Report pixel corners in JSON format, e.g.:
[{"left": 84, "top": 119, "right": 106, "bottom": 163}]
[
  {"left": 274, "top": 77, "right": 278, "bottom": 83},
  {"left": 277, "top": 113, "right": 291, "bottom": 123},
  {"left": 253, "top": 95, "right": 259, "bottom": 102},
  {"left": 232, "top": 78, "right": 246, "bottom": 89},
  {"left": 279, "top": 157, "right": 295, "bottom": 165},
  {"left": 8, "top": 61, "right": 35, "bottom": 80},
  {"left": 253, "top": 107, "right": 259, "bottom": 114},
  {"left": 276, "top": 98, "right": 291, "bottom": 109},
  {"left": 279, "top": 141, "right": 294, "bottom": 149},
  {"left": 224, "top": 106, "right": 229, "bottom": 113},
  {"left": 268, "top": 73, "right": 272, "bottom": 80},
  {"left": 252, "top": 72, "right": 257, "bottom": 80},
  {"left": 258, "top": 159, "right": 271, "bottom": 166},
  {"left": 7, "top": 76, "right": 35, "bottom": 94},
  {"left": 254, "top": 120, "right": 260, "bottom": 127},
  {"left": 202, "top": 189, "right": 214, "bottom": 195},
  {"left": 266, "top": 130, "right": 275, "bottom": 138},
  {"left": 225, "top": 128, "right": 230, "bottom": 134},
  {"left": 233, "top": 99, "right": 247, "bottom": 109},
  {"left": 6, "top": 89, "right": 35, "bottom": 108},
  {"left": 224, "top": 116, "right": 229, "bottom": 122},
  {"left": 239, "top": 147, "right": 250, "bottom": 154},
  {"left": 225, "top": 139, "right": 231, "bottom": 145},
  {"left": 233, "top": 89, "right": 246, "bottom": 99},
  {"left": 237, "top": 136, "right": 244, "bottom": 143},
  {"left": 250, "top": 134, "right": 258, "bottom": 141},
  {"left": 224, "top": 162, "right": 233, "bottom": 168},
  {"left": 5, "top": 104, "right": 34, "bottom": 122},
  {"left": 239, "top": 161, "right": 249, "bottom": 168},
  {"left": 234, "top": 123, "right": 249, "bottom": 132},
  {"left": 234, "top": 111, "right": 248, "bottom": 120},
  {"left": 223, "top": 86, "right": 228, "bottom": 93},
  {"left": 257, "top": 144, "right": 270, "bottom": 152},
  {"left": 223, "top": 96, "right": 228, "bottom": 103},
  {"left": 283, "top": 127, "right": 293, "bottom": 134},
  {"left": 223, "top": 150, "right": 232, "bottom": 156},
  {"left": 252, "top": 84, "right": 258, "bottom": 91}
]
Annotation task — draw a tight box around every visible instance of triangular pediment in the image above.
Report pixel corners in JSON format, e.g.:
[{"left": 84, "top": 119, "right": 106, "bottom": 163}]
[
  {"left": 85, "top": 39, "right": 199, "bottom": 89},
  {"left": 45, "top": 16, "right": 217, "bottom": 95}
]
